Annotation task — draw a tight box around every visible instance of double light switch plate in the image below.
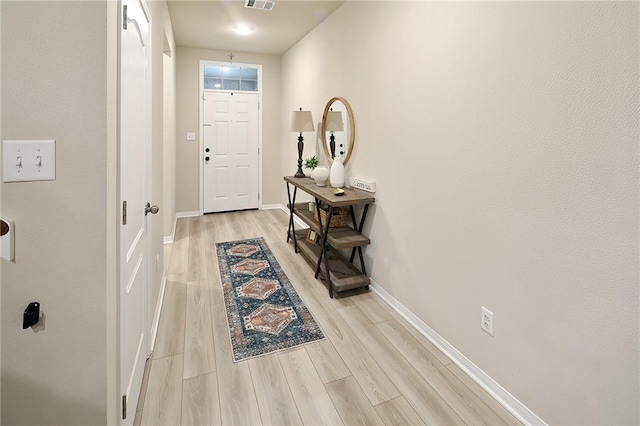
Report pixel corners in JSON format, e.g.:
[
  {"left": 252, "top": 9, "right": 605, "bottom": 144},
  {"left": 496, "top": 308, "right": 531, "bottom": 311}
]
[{"left": 3, "top": 140, "right": 56, "bottom": 182}]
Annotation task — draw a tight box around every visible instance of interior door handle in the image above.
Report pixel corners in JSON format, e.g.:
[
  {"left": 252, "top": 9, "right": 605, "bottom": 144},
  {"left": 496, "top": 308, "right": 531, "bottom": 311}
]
[{"left": 145, "top": 203, "right": 159, "bottom": 215}]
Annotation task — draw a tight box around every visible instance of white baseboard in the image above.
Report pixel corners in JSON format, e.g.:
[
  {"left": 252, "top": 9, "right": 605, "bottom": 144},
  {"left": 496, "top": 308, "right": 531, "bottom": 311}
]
[
  {"left": 176, "top": 210, "right": 199, "bottom": 218},
  {"left": 260, "top": 203, "right": 282, "bottom": 210},
  {"left": 277, "top": 204, "right": 309, "bottom": 229},
  {"left": 369, "top": 279, "right": 546, "bottom": 426},
  {"left": 150, "top": 272, "right": 167, "bottom": 353},
  {"left": 164, "top": 213, "right": 178, "bottom": 244}
]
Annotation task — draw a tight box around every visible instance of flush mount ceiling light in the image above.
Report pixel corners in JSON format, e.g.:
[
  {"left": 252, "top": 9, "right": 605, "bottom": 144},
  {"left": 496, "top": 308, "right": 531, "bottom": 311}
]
[
  {"left": 244, "top": 0, "right": 276, "bottom": 11},
  {"left": 235, "top": 24, "right": 252, "bottom": 35}
]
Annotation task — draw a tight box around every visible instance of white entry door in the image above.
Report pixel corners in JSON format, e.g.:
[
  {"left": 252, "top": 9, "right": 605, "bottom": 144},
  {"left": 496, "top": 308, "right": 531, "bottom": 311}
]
[
  {"left": 119, "top": 0, "right": 151, "bottom": 423},
  {"left": 203, "top": 91, "right": 259, "bottom": 213}
]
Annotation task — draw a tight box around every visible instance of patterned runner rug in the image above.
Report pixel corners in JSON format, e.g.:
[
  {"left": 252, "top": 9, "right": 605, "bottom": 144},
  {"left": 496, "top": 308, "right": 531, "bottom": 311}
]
[{"left": 216, "top": 237, "right": 325, "bottom": 362}]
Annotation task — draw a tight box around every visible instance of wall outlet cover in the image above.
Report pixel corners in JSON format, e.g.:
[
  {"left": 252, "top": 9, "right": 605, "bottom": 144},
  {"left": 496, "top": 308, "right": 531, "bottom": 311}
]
[{"left": 481, "top": 306, "right": 494, "bottom": 336}]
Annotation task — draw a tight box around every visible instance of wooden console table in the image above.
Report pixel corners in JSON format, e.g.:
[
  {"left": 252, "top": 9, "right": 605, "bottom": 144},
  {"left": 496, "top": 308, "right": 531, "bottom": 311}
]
[{"left": 284, "top": 176, "right": 375, "bottom": 298}]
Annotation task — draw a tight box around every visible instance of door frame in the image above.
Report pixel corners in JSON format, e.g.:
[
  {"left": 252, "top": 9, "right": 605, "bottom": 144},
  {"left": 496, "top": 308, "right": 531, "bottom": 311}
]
[{"left": 198, "top": 60, "right": 263, "bottom": 215}]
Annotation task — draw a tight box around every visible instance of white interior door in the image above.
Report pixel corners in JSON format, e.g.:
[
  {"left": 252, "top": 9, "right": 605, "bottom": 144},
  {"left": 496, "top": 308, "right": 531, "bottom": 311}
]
[
  {"left": 203, "top": 91, "right": 259, "bottom": 213},
  {"left": 120, "top": 0, "right": 151, "bottom": 423}
]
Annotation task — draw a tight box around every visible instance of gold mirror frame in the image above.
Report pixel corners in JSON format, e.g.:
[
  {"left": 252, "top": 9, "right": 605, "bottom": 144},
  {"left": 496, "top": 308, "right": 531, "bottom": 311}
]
[{"left": 321, "top": 97, "right": 355, "bottom": 166}]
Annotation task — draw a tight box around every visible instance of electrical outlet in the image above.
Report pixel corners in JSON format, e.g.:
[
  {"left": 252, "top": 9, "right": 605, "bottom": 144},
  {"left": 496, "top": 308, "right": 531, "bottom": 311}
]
[{"left": 481, "top": 306, "right": 494, "bottom": 336}]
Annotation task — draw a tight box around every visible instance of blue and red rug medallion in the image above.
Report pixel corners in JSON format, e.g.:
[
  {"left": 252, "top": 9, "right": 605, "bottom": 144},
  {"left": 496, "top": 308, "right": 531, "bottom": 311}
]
[{"left": 216, "top": 237, "right": 325, "bottom": 362}]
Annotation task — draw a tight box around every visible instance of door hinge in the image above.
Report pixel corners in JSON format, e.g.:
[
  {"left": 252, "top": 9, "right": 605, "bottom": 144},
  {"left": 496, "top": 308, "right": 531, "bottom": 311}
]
[
  {"left": 122, "top": 5, "right": 128, "bottom": 30},
  {"left": 122, "top": 394, "right": 127, "bottom": 419},
  {"left": 258, "top": 147, "right": 260, "bottom": 155},
  {"left": 122, "top": 201, "right": 127, "bottom": 225},
  {"left": 258, "top": 193, "right": 260, "bottom": 200}
]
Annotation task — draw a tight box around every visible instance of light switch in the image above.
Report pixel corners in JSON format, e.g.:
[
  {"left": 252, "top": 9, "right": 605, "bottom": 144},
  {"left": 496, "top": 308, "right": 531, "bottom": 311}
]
[
  {"left": 186, "top": 132, "right": 196, "bottom": 141},
  {"left": 3, "top": 140, "right": 56, "bottom": 182}
]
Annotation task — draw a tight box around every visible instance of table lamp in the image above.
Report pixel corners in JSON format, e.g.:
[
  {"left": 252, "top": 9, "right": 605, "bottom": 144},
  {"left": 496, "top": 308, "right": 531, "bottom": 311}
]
[{"left": 289, "top": 108, "right": 315, "bottom": 178}]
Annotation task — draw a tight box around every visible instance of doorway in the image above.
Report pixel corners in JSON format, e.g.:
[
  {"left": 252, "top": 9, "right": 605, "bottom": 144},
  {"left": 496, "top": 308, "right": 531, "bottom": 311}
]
[{"left": 199, "top": 61, "right": 262, "bottom": 214}]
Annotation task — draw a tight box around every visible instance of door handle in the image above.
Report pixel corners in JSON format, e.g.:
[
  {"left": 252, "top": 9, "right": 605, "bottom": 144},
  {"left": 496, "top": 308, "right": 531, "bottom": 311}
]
[{"left": 145, "top": 203, "right": 159, "bottom": 215}]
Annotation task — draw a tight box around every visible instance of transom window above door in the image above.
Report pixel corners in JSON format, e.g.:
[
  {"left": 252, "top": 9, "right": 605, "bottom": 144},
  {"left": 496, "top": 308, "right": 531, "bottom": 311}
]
[{"left": 203, "top": 65, "right": 258, "bottom": 92}]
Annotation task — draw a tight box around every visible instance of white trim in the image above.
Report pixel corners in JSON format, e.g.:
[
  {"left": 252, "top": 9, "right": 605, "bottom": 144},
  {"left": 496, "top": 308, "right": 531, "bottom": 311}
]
[
  {"left": 176, "top": 210, "right": 199, "bottom": 218},
  {"left": 199, "top": 60, "right": 203, "bottom": 215},
  {"left": 369, "top": 279, "right": 547, "bottom": 426},
  {"left": 150, "top": 272, "right": 167, "bottom": 353},
  {"left": 260, "top": 203, "right": 282, "bottom": 210},
  {"left": 164, "top": 213, "right": 178, "bottom": 244}
]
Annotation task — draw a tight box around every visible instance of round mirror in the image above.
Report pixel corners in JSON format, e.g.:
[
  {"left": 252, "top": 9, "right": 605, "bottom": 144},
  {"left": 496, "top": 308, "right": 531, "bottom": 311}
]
[{"left": 322, "top": 97, "right": 355, "bottom": 166}]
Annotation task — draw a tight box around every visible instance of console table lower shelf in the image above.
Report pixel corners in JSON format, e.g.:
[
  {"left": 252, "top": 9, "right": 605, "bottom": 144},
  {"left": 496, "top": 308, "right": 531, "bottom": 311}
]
[{"left": 288, "top": 229, "right": 370, "bottom": 294}]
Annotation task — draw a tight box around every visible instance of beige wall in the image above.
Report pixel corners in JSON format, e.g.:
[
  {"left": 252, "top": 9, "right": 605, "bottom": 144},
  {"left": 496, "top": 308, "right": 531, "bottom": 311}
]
[
  {"left": 1, "top": 1, "right": 112, "bottom": 423},
  {"left": 1, "top": 1, "right": 173, "bottom": 423},
  {"left": 106, "top": 2, "right": 118, "bottom": 422},
  {"left": 282, "top": 2, "right": 639, "bottom": 424},
  {"left": 175, "top": 47, "right": 281, "bottom": 213}
]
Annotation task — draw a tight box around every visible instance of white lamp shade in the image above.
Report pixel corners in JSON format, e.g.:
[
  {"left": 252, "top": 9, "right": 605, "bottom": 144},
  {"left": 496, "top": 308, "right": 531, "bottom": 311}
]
[
  {"left": 289, "top": 110, "right": 315, "bottom": 132},
  {"left": 325, "top": 111, "right": 344, "bottom": 132}
]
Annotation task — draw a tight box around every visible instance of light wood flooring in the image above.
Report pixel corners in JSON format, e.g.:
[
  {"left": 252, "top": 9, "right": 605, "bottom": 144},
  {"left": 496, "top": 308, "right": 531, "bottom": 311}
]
[{"left": 135, "top": 209, "right": 522, "bottom": 426}]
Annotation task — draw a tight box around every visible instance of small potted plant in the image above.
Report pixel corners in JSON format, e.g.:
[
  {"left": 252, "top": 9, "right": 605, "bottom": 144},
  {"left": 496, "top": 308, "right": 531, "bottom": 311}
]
[
  {"left": 304, "top": 155, "right": 329, "bottom": 186},
  {"left": 304, "top": 155, "right": 319, "bottom": 176}
]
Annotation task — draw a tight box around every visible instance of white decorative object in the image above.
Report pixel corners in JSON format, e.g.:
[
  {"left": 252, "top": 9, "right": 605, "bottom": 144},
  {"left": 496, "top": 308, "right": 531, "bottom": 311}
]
[
  {"left": 1, "top": 218, "right": 14, "bottom": 261},
  {"left": 330, "top": 156, "right": 345, "bottom": 188},
  {"left": 349, "top": 177, "right": 376, "bottom": 193},
  {"left": 313, "top": 166, "right": 329, "bottom": 186}
]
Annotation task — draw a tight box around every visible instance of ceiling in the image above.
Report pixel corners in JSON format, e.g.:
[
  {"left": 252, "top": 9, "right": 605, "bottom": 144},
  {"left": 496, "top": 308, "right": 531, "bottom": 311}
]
[{"left": 167, "top": 0, "right": 345, "bottom": 56}]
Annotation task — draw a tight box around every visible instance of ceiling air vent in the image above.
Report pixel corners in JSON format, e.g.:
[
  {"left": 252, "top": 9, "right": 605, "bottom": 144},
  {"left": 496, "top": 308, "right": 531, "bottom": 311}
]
[{"left": 244, "top": 0, "right": 276, "bottom": 11}]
